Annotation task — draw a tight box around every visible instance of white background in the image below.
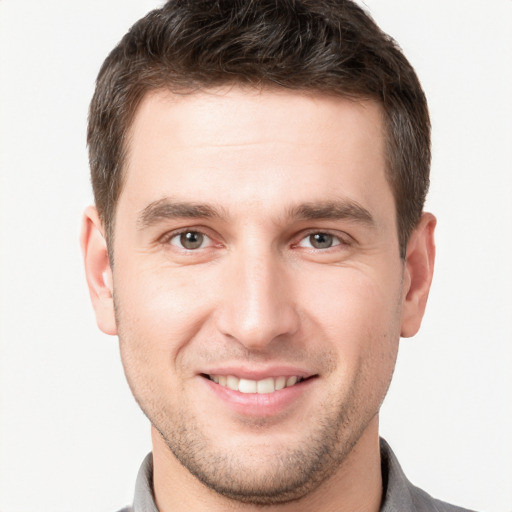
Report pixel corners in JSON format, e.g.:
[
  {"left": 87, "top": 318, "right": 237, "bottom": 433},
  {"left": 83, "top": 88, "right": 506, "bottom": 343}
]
[{"left": 0, "top": 1, "right": 511, "bottom": 511}]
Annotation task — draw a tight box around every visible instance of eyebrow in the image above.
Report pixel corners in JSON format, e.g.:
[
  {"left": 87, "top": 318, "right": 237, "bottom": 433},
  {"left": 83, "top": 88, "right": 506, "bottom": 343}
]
[
  {"left": 137, "top": 198, "right": 225, "bottom": 229},
  {"left": 287, "top": 200, "right": 374, "bottom": 226},
  {"left": 137, "top": 197, "right": 374, "bottom": 230}
]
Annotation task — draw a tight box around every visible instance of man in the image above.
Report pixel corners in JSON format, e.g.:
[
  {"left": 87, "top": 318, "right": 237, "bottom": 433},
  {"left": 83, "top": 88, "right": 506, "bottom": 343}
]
[{"left": 81, "top": 1, "right": 474, "bottom": 510}]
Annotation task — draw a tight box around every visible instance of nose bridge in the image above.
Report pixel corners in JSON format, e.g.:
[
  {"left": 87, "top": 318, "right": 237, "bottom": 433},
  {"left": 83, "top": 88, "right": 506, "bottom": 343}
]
[{"left": 217, "top": 240, "right": 298, "bottom": 349}]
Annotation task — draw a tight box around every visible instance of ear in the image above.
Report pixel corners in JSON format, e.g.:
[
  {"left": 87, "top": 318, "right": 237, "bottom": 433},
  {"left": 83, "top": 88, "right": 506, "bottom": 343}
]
[
  {"left": 400, "top": 212, "right": 436, "bottom": 338},
  {"left": 80, "top": 206, "right": 117, "bottom": 335}
]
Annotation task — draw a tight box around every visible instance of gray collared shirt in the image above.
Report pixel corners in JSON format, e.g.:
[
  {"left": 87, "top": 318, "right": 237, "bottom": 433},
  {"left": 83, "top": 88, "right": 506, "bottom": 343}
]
[{"left": 119, "top": 439, "right": 476, "bottom": 512}]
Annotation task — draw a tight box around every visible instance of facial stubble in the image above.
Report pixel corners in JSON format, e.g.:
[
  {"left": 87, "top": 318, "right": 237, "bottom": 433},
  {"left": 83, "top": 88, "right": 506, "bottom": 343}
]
[
  {"left": 152, "top": 374, "right": 377, "bottom": 506},
  {"left": 117, "top": 330, "right": 395, "bottom": 505}
]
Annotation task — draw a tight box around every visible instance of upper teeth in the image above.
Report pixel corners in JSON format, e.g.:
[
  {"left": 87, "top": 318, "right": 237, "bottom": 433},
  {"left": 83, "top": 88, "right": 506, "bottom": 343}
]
[{"left": 209, "top": 375, "right": 303, "bottom": 394}]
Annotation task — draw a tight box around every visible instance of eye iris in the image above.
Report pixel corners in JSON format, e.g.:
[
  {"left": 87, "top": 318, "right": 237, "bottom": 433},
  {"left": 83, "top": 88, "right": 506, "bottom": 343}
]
[
  {"left": 310, "top": 233, "right": 333, "bottom": 249},
  {"left": 180, "top": 231, "right": 204, "bottom": 249}
]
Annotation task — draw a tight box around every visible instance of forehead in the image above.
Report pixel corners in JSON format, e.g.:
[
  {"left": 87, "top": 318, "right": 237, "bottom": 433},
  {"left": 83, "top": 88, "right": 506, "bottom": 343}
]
[
  {"left": 120, "top": 87, "right": 392, "bottom": 225},
  {"left": 127, "top": 86, "right": 385, "bottom": 155}
]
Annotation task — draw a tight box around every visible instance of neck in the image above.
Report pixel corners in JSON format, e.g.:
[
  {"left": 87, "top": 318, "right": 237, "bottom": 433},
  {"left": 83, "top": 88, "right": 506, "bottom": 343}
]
[{"left": 151, "top": 417, "right": 383, "bottom": 512}]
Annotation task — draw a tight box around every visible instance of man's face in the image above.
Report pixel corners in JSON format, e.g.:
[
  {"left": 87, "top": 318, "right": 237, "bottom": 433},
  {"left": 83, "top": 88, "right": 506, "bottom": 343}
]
[{"left": 91, "top": 88, "right": 419, "bottom": 503}]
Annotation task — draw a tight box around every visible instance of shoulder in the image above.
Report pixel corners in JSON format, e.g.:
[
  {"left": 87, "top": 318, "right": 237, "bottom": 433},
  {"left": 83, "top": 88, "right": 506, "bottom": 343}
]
[
  {"left": 116, "top": 508, "right": 133, "bottom": 512},
  {"left": 380, "top": 438, "right": 477, "bottom": 512},
  {"left": 409, "top": 483, "right": 477, "bottom": 512}
]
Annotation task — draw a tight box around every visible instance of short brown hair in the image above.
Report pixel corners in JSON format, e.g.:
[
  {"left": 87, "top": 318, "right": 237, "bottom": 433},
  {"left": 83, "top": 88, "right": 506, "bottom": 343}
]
[{"left": 88, "top": 0, "right": 430, "bottom": 259}]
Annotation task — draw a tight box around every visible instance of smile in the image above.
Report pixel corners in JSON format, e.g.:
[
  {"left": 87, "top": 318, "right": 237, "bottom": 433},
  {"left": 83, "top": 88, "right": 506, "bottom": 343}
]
[{"left": 205, "top": 374, "right": 307, "bottom": 394}]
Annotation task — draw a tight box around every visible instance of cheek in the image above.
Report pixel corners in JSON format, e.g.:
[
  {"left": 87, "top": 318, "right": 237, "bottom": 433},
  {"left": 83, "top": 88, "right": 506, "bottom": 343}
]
[
  {"left": 113, "top": 262, "right": 220, "bottom": 385},
  {"left": 298, "top": 265, "right": 402, "bottom": 374},
  {"left": 113, "top": 272, "right": 203, "bottom": 414},
  {"left": 117, "top": 262, "right": 214, "bottom": 328},
  {"left": 310, "top": 269, "right": 401, "bottom": 418},
  {"left": 302, "top": 265, "right": 402, "bottom": 333}
]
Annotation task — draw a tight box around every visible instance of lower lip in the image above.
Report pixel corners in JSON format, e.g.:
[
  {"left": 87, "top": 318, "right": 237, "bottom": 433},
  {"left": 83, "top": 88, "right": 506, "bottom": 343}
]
[{"left": 201, "top": 377, "right": 315, "bottom": 417}]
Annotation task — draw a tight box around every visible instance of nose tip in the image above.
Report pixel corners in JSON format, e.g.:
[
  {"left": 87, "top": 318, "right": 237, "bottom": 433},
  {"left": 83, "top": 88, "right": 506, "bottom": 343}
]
[
  {"left": 215, "top": 255, "right": 300, "bottom": 350},
  {"left": 221, "top": 302, "right": 299, "bottom": 350}
]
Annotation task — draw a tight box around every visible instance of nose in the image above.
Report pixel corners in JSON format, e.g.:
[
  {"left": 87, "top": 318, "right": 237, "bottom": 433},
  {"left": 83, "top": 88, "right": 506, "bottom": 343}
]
[{"left": 216, "top": 246, "right": 300, "bottom": 350}]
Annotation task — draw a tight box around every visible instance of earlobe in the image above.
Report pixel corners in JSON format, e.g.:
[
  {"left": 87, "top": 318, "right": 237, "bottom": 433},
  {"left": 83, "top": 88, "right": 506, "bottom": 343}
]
[
  {"left": 400, "top": 212, "right": 436, "bottom": 338},
  {"left": 80, "top": 206, "right": 117, "bottom": 335}
]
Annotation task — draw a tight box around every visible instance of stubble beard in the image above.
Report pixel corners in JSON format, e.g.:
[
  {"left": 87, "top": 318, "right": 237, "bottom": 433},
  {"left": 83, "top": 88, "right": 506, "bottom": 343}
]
[
  {"left": 130, "top": 365, "right": 380, "bottom": 506},
  {"left": 156, "top": 396, "right": 371, "bottom": 506},
  {"left": 114, "top": 297, "right": 396, "bottom": 507}
]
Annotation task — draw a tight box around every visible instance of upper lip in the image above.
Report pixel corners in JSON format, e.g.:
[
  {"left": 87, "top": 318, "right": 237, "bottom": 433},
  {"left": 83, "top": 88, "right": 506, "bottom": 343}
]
[{"left": 200, "top": 365, "right": 315, "bottom": 380}]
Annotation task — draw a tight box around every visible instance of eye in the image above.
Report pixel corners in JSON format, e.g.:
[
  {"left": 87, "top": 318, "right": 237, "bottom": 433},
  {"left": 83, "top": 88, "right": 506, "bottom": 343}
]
[
  {"left": 298, "top": 232, "right": 342, "bottom": 249},
  {"left": 169, "top": 231, "right": 210, "bottom": 250}
]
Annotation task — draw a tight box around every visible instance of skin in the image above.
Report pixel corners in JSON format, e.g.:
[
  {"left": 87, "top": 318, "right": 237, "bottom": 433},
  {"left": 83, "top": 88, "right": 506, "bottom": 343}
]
[{"left": 82, "top": 87, "right": 436, "bottom": 512}]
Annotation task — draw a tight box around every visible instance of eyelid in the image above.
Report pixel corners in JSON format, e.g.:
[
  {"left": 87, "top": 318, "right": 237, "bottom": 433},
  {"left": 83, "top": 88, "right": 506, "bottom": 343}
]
[
  {"left": 294, "top": 229, "right": 352, "bottom": 249},
  {"left": 157, "top": 227, "right": 353, "bottom": 251},
  {"left": 160, "top": 227, "right": 217, "bottom": 250}
]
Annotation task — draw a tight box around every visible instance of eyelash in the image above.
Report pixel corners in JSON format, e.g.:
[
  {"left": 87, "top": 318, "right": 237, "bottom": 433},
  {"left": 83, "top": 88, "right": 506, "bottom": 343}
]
[
  {"left": 161, "top": 229, "right": 351, "bottom": 252},
  {"left": 295, "top": 231, "right": 348, "bottom": 250},
  {"left": 162, "top": 229, "right": 216, "bottom": 251}
]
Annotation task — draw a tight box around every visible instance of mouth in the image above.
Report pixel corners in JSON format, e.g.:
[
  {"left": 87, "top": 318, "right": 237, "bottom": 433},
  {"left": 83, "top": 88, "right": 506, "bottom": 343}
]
[{"left": 201, "top": 374, "right": 315, "bottom": 394}]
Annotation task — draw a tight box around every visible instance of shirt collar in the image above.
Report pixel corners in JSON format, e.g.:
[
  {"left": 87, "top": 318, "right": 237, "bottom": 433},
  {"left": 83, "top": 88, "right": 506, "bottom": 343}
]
[
  {"left": 133, "top": 452, "right": 158, "bottom": 512},
  {"left": 379, "top": 437, "right": 417, "bottom": 511},
  {"left": 132, "top": 439, "right": 426, "bottom": 512}
]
